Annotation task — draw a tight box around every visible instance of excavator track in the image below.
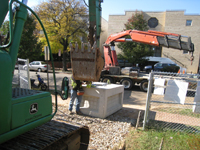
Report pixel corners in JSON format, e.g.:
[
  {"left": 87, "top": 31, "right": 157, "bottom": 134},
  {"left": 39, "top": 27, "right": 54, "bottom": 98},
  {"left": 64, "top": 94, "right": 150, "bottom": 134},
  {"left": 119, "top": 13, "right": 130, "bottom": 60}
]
[{"left": 0, "top": 120, "right": 90, "bottom": 150}]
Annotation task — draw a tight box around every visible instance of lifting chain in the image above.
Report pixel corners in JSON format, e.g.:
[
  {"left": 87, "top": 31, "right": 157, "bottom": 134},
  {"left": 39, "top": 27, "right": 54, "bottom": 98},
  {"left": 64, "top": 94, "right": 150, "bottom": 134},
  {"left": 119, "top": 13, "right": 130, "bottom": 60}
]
[{"left": 190, "top": 54, "right": 194, "bottom": 65}]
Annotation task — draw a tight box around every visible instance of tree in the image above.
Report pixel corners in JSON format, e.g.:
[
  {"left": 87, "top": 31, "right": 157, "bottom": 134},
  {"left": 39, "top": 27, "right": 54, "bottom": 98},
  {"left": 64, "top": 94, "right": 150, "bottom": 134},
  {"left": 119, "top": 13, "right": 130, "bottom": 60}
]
[
  {"left": 35, "top": 0, "right": 88, "bottom": 71},
  {"left": 0, "top": 20, "right": 9, "bottom": 46},
  {"left": 117, "top": 11, "right": 154, "bottom": 66},
  {"left": 0, "top": 20, "right": 9, "bottom": 35},
  {"left": 18, "top": 13, "right": 43, "bottom": 62}
]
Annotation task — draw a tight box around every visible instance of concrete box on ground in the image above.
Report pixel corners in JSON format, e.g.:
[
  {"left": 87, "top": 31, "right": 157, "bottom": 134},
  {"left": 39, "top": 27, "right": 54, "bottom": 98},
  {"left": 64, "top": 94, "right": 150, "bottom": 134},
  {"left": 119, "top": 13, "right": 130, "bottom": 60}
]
[{"left": 80, "top": 82, "right": 124, "bottom": 119}]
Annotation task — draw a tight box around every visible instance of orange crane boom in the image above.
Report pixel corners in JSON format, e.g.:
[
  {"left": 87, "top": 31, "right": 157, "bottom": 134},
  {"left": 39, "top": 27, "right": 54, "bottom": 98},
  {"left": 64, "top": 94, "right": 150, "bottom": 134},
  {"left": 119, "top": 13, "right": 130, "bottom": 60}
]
[{"left": 103, "top": 30, "right": 194, "bottom": 69}]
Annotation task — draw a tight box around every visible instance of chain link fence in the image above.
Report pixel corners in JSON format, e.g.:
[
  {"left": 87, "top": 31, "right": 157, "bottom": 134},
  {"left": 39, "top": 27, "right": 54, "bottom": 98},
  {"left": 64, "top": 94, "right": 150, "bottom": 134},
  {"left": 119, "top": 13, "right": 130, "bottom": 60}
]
[
  {"left": 12, "top": 58, "right": 30, "bottom": 89},
  {"left": 143, "top": 71, "right": 200, "bottom": 133}
]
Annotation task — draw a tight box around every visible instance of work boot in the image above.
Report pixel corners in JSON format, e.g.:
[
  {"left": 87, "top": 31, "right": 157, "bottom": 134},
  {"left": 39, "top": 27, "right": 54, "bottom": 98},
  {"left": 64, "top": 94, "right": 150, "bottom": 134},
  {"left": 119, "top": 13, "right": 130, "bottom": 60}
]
[{"left": 76, "top": 110, "right": 83, "bottom": 115}]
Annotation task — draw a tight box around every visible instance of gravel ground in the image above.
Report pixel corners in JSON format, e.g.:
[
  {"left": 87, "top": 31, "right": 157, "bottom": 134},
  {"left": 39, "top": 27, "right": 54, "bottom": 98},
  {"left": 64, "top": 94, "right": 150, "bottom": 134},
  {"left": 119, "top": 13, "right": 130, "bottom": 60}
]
[{"left": 51, "top": 96, "right": 144, "bottom": 150}]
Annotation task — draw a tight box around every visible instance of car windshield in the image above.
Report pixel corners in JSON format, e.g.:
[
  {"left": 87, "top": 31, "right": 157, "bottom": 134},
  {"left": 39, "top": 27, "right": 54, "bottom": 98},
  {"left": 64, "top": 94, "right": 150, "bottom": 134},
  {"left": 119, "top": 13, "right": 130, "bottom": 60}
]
[
  {"left": 162, "top": 64, "right": 168, "bottom": 67},
  {"left": 155, "top": 63, "right": 176, "bottom": 67},
  {"left": 118, "top": 60, "right": 123, "bottom": 63},
  {"left": 170, "top": 64, "right": 176, "bottom": 66},
  {"left": 30, "top": 62, "right": 35, "bottom": 65},
  {"left": 155, "top": 63, "right": 162, "bottom": 67}
]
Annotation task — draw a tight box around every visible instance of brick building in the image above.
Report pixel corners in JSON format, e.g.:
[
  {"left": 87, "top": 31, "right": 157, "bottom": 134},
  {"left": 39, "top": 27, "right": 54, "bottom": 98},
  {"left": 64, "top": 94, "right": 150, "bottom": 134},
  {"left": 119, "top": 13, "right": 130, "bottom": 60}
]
[{"left": 101, "top": 11, "right": 200, "bottom": 73}]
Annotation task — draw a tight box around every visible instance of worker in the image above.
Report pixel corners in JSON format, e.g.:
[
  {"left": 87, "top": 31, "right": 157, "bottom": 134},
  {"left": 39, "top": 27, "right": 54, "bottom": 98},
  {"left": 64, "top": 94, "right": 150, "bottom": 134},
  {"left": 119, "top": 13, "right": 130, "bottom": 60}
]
[{"left": 69, "top": 75, "right": 84, "bottom": 115}]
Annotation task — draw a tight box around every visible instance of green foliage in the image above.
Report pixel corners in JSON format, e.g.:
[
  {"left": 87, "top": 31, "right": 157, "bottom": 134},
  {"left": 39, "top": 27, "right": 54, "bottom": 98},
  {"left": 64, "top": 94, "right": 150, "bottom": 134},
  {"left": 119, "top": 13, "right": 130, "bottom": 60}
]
[
  {"left": 117, "top": 11, "right": 153, "bottom": 65},
  {"left": 117, "top": 41, "right": 152, "bottom": 65},
  {"left": 18, "top": 14, "right": 43, "bottom": 62},
  {"left": 125, "top": 12, "right": 148, "bottom": 31},
  {"left": 40, "top": 37, "right": 63, "bottom": 54},
  {"left": 0, "top": 20, "right": 9, "bottom": 35},
  {"left": 0, "top": 21, "right": 9, "bottom": 47},
  {"left": 35, "top": 0, "right": 88, "bottom": 70},
  {"left": 161, "top": 66, "right": 180, "bottom": 73}
]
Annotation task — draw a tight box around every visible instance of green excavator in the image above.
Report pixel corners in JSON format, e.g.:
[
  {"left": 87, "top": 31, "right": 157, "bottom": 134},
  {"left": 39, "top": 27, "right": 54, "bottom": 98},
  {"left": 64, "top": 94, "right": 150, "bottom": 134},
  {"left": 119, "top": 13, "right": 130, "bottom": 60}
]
[{"left": 0, "top": 0, "right": 104, "bottom": 149}]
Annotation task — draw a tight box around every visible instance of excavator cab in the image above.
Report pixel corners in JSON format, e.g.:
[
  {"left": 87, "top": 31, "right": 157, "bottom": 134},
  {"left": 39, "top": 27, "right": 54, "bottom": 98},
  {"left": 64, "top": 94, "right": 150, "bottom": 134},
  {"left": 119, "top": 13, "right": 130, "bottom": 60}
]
[
  {"left": 0, "top": 0, "right": 88, "bottom": 147},
  {"left": 0, "top": 0, "right": 54, "bottom": 144}
]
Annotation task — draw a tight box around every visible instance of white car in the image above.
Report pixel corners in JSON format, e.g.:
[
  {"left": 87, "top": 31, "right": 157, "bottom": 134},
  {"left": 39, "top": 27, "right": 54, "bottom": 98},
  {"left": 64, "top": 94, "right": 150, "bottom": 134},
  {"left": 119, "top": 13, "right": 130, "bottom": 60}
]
[
  {"left": 23, "top": 61, "right": 51, "bottom": 72},
  {"left": 15, "top": 60, "right": 26, "bottom": 69}
]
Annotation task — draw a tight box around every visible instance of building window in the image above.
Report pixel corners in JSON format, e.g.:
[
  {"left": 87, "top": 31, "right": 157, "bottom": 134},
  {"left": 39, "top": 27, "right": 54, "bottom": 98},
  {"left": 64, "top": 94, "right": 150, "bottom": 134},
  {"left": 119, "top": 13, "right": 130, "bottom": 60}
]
[
  {"left": 148, "top": 17, "right": 158, "bottom": 28},
  {"left": 186, "top": 20, "right": 192, "bottom": 26},
  {"left": 151, "top": 46, "right": 161, "bottom": 57}
]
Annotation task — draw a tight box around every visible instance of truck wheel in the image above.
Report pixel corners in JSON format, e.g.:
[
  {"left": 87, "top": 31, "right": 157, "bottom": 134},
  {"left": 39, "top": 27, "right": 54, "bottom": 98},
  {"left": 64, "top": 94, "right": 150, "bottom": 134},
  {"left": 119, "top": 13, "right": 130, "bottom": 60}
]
[
  {"left": 140, "top": 80, "right": 148, "bottom": 92},
  {"left": 120, "top": 78, "right": 133, "bottom": 90},
  {"left": 101, "top": 77, "right": 114, "bottom": 83}
]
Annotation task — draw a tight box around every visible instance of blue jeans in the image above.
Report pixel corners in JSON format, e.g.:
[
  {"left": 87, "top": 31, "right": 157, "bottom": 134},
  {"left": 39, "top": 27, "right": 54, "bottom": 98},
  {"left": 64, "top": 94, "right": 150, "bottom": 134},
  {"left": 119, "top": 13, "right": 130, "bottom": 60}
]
[{"left": 69, "top": 89, "right": 82, "bottom": 112}]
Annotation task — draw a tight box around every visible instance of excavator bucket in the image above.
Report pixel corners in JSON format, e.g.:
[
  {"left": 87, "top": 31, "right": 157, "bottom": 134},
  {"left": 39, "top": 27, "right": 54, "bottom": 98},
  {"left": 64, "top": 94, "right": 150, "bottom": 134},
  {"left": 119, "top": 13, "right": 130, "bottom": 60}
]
[{"left": 70, "top": 42, "right": 104, "bottom": 82}]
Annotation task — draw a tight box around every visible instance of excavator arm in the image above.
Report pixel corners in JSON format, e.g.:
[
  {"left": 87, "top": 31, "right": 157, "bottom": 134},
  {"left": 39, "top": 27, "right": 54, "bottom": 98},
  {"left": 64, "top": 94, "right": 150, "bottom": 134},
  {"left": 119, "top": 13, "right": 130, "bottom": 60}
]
[
  {"left": 70, "top": 0, "right": 104, "bottom": 82},
  {"left": 104, "top": 30, "right": 194, "bottom": 69}
]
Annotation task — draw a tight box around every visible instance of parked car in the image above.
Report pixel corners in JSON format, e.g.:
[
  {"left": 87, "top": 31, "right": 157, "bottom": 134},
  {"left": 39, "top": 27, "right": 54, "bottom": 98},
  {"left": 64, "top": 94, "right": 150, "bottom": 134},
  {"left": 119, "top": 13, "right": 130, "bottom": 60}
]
[
  {"left": 15, "top": 60, "right": 26, "bottom": 69},
  {"left": 23, "top": 61, "right": 51, "bottom": 72},
  {"left": 117, "top": 59, "right": 132, "bottom": 68},
  {"left": 144, "top": 63, "right": 178, "bottom": 73},
  {"left": 154, "top": 63, "right": 177, "bottom": 71}
]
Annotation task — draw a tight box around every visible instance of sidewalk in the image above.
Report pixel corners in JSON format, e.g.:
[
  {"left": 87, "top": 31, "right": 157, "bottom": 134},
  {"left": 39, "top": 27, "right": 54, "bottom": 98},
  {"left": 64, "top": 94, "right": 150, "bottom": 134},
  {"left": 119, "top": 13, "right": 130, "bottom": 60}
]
[{"left": 49, "top": 68, "right": 72, "bottom": 74}]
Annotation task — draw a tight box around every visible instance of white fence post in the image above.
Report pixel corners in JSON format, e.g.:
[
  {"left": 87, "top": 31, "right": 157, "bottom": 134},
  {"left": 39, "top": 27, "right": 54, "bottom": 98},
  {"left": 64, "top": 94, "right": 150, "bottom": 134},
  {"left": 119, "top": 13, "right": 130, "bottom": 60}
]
[
  {"left": 17, "top": 58, "right": 30, "bottom": 89},
  {"left": 26, "top": 59, "right": 31, "bottom": 89},
  {"left": 143, "top": 71, "right": 154, "bottom": 130}
]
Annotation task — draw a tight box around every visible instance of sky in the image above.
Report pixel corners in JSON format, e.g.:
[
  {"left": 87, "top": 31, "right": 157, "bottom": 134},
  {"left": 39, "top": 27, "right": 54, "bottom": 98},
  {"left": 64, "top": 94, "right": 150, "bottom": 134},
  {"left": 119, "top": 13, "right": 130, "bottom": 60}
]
[{"left": 27, "top": 0, "right": 200, "bottom": 21}]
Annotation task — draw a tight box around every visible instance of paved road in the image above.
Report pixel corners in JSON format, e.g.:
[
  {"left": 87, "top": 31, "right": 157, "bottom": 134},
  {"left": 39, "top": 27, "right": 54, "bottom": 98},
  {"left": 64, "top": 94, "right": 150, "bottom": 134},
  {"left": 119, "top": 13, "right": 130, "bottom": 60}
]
[
  {"left": 13, "top": 69, "right": 147, "bottom": 110},
  {"left": 13, "top": 69, "right": 72, "bottom": 90}
]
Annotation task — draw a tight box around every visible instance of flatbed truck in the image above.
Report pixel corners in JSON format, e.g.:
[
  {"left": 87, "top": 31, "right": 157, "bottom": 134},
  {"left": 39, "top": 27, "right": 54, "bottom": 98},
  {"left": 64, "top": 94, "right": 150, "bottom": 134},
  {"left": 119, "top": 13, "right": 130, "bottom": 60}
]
[{"left": 101, "top": 69, "right": 149, "bottom": 91}]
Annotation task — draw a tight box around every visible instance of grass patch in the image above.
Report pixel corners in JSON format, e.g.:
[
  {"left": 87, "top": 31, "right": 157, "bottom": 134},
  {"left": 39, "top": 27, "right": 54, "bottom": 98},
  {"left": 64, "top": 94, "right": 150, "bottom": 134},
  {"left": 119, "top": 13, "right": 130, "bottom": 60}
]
[
  {"left": 124, "top": 128, "right": 200, "bottom": 150},
  {"left": 153, "top": 107, "right": 200, "bottom": 118}
]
